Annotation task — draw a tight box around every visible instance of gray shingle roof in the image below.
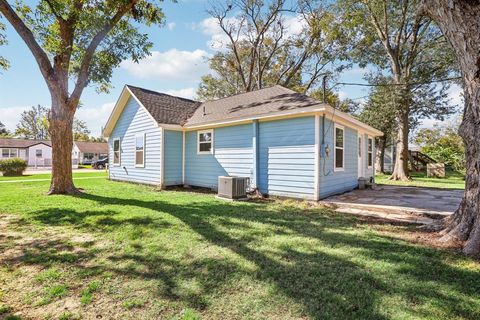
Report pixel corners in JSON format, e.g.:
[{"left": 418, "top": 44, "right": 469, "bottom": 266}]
[
  {"left": 185, "top": 85, "right": 324, "bottom": 126},
  {"left": 127, "top": 85, "right": 326, "bottom": 127},
  {"left": 127, "top": 85, "right": 200, "bottom": 125},
  {"left": 0, "top": 138, "right": 51, "bottom": 148},
  {"left": 74, "top": 141, "right": 108, "bottom": 154}
]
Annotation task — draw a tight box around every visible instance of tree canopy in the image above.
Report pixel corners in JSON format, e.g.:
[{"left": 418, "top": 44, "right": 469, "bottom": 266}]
[{"left": 197, "top": 0, "right": 349, "bottom": 101}]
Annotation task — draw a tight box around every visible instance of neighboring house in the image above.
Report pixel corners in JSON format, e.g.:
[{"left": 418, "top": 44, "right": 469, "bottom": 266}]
[
  {"left": 103, "top": 85, "right": 382, "bottom": 200},
  {"left": 72, "top": 141, "right": 108, "bottom": 165},
  {"left": 0, "top": 138, "right": 107, "bottom": 168},
  {"left": 0, "top": 138, "right": 52, "bottom": 167}
]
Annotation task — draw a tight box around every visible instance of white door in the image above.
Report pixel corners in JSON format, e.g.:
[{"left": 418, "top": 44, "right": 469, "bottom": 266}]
[{"left": 358, "top": 134, "right": 363, "bottom": 178}]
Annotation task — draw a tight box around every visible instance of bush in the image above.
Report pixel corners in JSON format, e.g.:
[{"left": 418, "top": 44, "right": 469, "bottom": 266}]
[{"left": 0, "top": 158, "right": 28, "bottom": 176}]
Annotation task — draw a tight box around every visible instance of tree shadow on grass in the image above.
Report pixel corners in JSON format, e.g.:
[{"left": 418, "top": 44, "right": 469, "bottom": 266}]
[{"left": 16, "top": 191, "right": 480, "bottom": 319}]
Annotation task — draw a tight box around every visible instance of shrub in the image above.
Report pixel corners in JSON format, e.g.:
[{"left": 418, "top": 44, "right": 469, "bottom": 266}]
[{"left": 0, "top": 158, "right": 28, "bottom": 176}]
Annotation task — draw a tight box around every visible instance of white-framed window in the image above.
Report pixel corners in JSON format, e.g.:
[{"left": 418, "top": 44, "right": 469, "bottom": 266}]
[
  {"left": 368, "top": 137, "right": 373, "bottom": 168},
  {"left": 197, "top": 129, "right": 213, "bottom": 154},
  {"left": 1, "top": 148, "right": 18, "bottom": 158},
  {"left": 36, "top": 149, "right": 42, "bottom": 157},
  {"left": 334, "top": 125, "right": 344, "bottom": 171},
  {"left": 135, "top": 133, "right": 145, "bottom": 167},
  {"left": 113, "top": 138, "right": 120, "bottom": 165}
]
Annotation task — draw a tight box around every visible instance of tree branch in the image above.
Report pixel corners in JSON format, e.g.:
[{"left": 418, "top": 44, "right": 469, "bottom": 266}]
[{"left": 0, "top": 0, "right": 56, "bottom": 90}]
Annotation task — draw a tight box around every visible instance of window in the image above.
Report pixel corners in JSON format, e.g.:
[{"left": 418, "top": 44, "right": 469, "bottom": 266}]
[
  {"left": 36, "top": 149, "right": 42, "bottom": 158},
  {"left": 135, "top": 133, "right": 145, "bottom": 167},
  {"left": 197, "top": 130, "right": 213, "bottom": 154},
  {"left": 113, "top": 138, "right": 120, "bottom": 165},
  {"left": 368, "top": 138, "right": 373, "bottom": 168},
  {"left": 334, "top": 125, "right": 344, "bottom": 171},
  {"left": 1, "top": 148, "right": 18, "bottom": 158}
]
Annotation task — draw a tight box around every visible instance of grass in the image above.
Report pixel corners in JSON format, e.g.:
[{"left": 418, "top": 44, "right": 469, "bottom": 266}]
[
  {"left": 0, "top": 175, "right": 478, "bottom": 319},
  {"left": 0, "top": 171, "right": 107, "bottom": 181},
  {"left": 376, "top": 170, "right": 465, "bottom": 189}
]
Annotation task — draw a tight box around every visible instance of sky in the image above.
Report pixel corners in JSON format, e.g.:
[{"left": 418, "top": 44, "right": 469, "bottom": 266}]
[{"left": 0, "top": 0, "right": 463, "bottom": 136}]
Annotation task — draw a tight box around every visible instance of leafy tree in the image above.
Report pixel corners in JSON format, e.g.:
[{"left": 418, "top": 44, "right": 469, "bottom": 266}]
[
  {"left": 197, "top": 0, "right": 348, "bottom": 100},
  {"left": 15, "top": 105, "right": 50, "bottom": 139},
  {"left": 358, "top": 77, "right": 397, "bottom": 173},
  {"left": 419, "top": 0, "right": 480, "bottom": 255},
  {"left": 413, "top": 121, "right": 465, "bottom": 172},
  {"left": 0, "top": 121, "right": 10, "bottom": 136},
  {"left": 337, "top": 0, "right": 458, "bottom": 181},
  {"left": 0, "top": 19, "right": 7, "bottom": 70},
  {"left": 309, "top": 87, "right": 360, "bottom": 114},
  {"left": 72, "top": 119, "right": 91, "bottom": 142},
  {"left": 0, "top": 0, "right": 164, "bottom": 194}
]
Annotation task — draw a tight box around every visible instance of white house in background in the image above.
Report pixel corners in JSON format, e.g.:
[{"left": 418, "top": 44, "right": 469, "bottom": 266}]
[
  {"left": 0, "top": 138, "right": 108, "bottom": 167},
  {"left": 0, "top": 138, "right": 52, "bottom": 167},
  {"left": 72, "top": 141, "right": 108, "bottom": 165}
]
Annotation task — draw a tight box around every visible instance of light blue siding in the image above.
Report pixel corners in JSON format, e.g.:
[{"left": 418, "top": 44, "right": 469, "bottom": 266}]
[
  {"left": 258, "top": 116, "right": 315, "bottom": 199},
  {"left": 108, "top": 97, "right": 162, "bottom": 185},
  {"left": 185, "top": 123, "right": 253, "bottom": 189},
  {"left": 164, "top": 130, "right": 183, "bottom": 186},
  {"left": 319, "top": 118, "right": 358, "bottom": 199}
]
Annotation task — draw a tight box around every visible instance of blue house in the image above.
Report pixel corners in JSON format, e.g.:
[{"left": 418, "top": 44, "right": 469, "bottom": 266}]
[{"left": 103, "top": 85, "right": 382, "bottom": 200}]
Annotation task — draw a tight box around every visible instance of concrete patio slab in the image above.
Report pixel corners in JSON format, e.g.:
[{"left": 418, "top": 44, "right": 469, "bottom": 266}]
[{"left": 321, "top": 185, "right": 463, "bottom": 224}]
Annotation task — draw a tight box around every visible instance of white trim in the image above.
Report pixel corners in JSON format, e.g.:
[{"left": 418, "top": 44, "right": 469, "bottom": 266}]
[
  {"left": 314, "top": 114, "right": 320, "bottom": 201},
  {"left": 334, "top": 124, "right": 345, "bottom": 172},
  {"left": 197, "top": 129, "right": 214, "bottom": 155},
  {"left": 160, "top": 127, "right": 165, "bottom": 188},
  {"left": 182, "top": 130, "right": 185, "bottom": 185},
  {"left": 112, "top": 138, "right": 121, "bottom": 166},
  {"left": 134, "top": 132, "right": 145, "bottom": 168},
  {"left": 357, "top": 132, "right": 364, "bottom": 178},
  {"left": 367, "top": 136, "right": 373, "bottom": 169}
]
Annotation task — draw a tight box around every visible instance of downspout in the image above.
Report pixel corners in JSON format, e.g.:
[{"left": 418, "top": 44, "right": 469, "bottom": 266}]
[
  {"left": 182, "top": 130, "right": 186, "bottom": 186},
  {"left": 252, "top": 120, "right": 259, "bottom": 190}
]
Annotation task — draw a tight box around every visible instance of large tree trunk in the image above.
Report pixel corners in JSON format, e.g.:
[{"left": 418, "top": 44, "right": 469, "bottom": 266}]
[
  {"left": 48, "top": 97, "right": 78, "bottom": 195},
  {"left": 390, "top": 110, "right": 410, "bottom": 180},
  {"left": 420, "top": 0, "right": 480, "bottom": 255},
  {"left": 376, "top": 136, "right": 386, "bottom": 173}
]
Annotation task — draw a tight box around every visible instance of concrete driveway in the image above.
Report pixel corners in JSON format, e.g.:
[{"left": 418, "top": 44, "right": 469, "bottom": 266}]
[{"left": 321, "top": 185, "right": 463, "bottom": 224}]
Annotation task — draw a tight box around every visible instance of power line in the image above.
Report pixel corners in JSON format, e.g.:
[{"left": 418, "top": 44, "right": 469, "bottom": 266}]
[{"left": 332, "top": 76, "right": 461, "bottom": 88}]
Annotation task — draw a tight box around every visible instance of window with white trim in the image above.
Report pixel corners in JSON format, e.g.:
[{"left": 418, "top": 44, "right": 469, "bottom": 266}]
[
  {"left": 197, "top": 130, "right": 213, "bottom": 154},
  {"left": 334, "top": 126, "right": 344, "bottom": 171},
  {"left": 368, "top": 138, "right": 373, "bottom": 168},
  {"left": 1, "top": 148, "right": 18, "bottom": 158},
  {"left": 113, "top": 138, "right": 120, "bottom": 165},
  {"left": 135, "top": 133, "right": 145, "bottom": 167}
]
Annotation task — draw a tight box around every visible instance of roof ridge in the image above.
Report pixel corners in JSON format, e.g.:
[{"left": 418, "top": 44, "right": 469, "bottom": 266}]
[
  {"left": 200, "top": 85, "right": 294, "bottom": 104},
  {"left": 126, "top": 84, "right": 198, "bottom": 103}
]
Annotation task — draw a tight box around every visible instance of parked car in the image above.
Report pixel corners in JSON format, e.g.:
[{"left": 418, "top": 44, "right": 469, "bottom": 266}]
[{"left": 92, "top": 157, "right": 108, "bottom": 169}]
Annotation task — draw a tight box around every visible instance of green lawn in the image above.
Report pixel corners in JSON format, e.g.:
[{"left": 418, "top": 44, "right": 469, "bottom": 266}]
[
  {"left": 0, "top": 171, "right": 107, "bottom": 181},
  {"left": 376, "top": 171, "right": 466, "bottom": 189},
  {"left": 0, "top": 176, "right": 478, "bottom": 319}
]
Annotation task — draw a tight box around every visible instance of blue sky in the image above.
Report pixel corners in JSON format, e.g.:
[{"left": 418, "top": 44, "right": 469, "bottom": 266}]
[{"left": 0, "top": 0, "right": 461, "bottom": 136}]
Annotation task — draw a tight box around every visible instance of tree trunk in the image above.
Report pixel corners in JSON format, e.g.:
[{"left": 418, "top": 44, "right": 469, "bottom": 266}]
[
  {"left": 390, "top": 110, "right": 410, "bottom": 180},
  {"left": 376, "top": 136, "right": 386, "bottom": 174},
  {"left": 419, "top": 0, "right": 480, "bottom": 255},
  {"left": 48, "top": 97, "right": 78, "bottom": 195}
]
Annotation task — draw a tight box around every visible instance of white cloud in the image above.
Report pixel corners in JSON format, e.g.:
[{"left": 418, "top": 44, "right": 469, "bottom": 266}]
[
  {"left": 76, "top": 102, "right": 116, "bottom": 137},
  {"left": 0, "top": 106, "right": 31, "bottom": 133},
  {"left": 198, "top": 17, "right": 234, "bottom": 50},
  {"left": 163, "top": 87, "right": 197, "bottom": 100},
  {"left": 447, "top": 84, "right": 463, "bottom": 107},
  {"left": 283, "top": 15, "right": 307, "bottom": 37},
  {"left": 167, "top": 22, "right": 176, "bottom": 30},
  {"left": 120, "top": 49, "right": 211, "bottom": 81}
]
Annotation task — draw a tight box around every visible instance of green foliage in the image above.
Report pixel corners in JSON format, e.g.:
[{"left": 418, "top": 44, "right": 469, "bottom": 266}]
[
  {"left": 72, "top": 118, "right": 91, "bottom": 142},
  {"left": 310, "top": 87, "right": 360, "bottom": 114},
  {"left": 197, "top": 0, "right": 348, "bottom": 100},
  {"left": 15, "top": 105, "right": 50, "bottom": 139},
  {"left": 413, "top": 121, "right": 465, "bottom": 171},
  {"left": 358, "top": 76, "right": 398, "bottom": 142},
  {"left": 0, "top": 158, "right": 27, "bottom": 176},
  {"left": 80, "top": 281, "right": 101, "bottom": 305},
  {"left": 13, "top": 0, "right": 164, "bottom": 93},
  {"left": 0, "top": 121, "right": 10, "bottom": 136},
  {"left": 0, "top": 20, "right": 8, "bottom": 70}
]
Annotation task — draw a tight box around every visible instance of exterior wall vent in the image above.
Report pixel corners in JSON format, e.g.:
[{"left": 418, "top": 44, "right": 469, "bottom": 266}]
[{"left": 217, "top": 176, "right": 249, "bottom": 199}]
